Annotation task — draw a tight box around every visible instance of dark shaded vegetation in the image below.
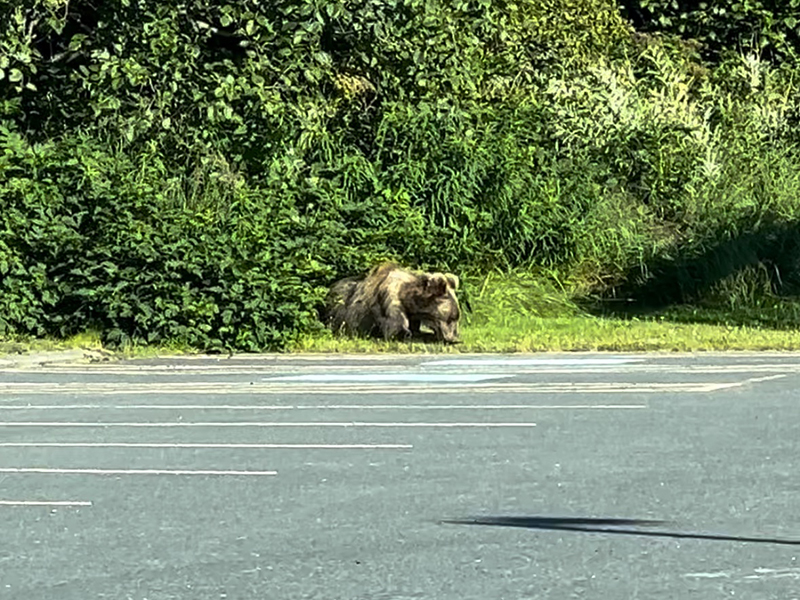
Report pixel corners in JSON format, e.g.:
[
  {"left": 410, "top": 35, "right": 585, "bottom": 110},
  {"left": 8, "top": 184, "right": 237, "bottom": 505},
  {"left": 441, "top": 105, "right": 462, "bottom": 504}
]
[
  {"left": 618, "top": 0, "right": 800, "bottom": 63},
  {"left": 584, "top": 221, "right": 800, "bottom": 317}
]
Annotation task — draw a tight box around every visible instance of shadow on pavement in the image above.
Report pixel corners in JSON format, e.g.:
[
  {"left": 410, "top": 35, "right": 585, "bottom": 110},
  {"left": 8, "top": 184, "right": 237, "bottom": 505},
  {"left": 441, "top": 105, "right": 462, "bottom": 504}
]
[{"left": 443, "top": 516, "right": 800, "bottom": 546}]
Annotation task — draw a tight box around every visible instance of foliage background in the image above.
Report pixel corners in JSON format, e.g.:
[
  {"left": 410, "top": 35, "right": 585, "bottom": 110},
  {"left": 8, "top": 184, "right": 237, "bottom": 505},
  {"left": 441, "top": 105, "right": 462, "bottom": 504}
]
[{"left": 2, "top": 0, "right": 800, "bottom": 350}]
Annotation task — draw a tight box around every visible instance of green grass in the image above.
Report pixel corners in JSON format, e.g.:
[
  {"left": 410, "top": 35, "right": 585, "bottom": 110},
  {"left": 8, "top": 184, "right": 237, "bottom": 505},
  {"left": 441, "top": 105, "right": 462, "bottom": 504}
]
[
  {"left": 8, "top": 314, "right": 800, "bottom": 357},
  {"left": 463, "top": 315, "right": 800, "bottom": 352},
  {"left": 291, "top": 271, "right": 800, "bottom": 353},
  {"left": 0, "top": 330, "right": 201, "bottom": 359},
  {"left": 0, "top": 330, "right": 106, "bottom": 356},
  {"left": 292, "top": 313, "right": 800, "bottom": 353},
  {"left": 6, "top": 272, "right": 800, "bottom": 356}
]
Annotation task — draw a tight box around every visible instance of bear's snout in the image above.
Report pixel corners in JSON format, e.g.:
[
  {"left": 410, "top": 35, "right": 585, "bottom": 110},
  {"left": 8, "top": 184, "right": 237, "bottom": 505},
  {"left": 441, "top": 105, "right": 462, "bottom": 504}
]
[{"left": 436, "top": 322, "right": 461, "bottom": 344}]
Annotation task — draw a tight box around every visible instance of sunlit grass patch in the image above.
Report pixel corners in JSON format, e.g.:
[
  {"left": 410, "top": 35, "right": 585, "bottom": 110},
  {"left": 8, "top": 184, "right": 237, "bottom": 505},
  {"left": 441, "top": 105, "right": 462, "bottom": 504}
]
[
  {"left": 289, "top": 329, "right": 465, "bottom": 354},
  {"left": 294, "top": 270, "right": 800, "bottom": 353},
  {"left": 294, "top": 313, "right": 800, "bottom": 354},
  {"left": 0, "top": 330, "right": 105, "bottom": 355},
  {"left": 461, "top": 315, "right": 800, "bottom": 352},
  {"left": 6, "top": 272, "right": 800, "bottom": 357}
]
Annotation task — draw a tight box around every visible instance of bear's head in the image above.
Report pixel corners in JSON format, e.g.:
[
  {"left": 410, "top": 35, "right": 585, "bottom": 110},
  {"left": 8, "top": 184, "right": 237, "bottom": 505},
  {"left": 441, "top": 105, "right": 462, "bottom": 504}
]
[{"left": 418, "top": 272, "right": 461, "bottom": 344}]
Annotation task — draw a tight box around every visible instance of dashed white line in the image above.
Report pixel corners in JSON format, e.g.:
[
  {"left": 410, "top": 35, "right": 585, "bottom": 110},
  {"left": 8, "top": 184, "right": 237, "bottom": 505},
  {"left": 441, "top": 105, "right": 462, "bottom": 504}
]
[
  {"left": 0, "top": 500, "right": 92, "bottom": 507},
  {"left": 0, "top": 421, "right": 537, "bottom": 428},
  {"left": 683, "top": 572, "right": 731, "bottom": 579},
  {"left": 0, "top": 442, "right": 412, "bottom": 449},
  {"left": 0, "top": 382, "right": 758, "bottom": 394},
  {"left": 0, "top": 468, "right": 277, "bottom": 476},
  {"left": 0, "top": 404, "right": 646, "bottom": 411},
  {"left": 265, "top": 374, "right": 511, "bottom": 382},
  {"left": 701, "top": 374, "right": 787, "bottom": 389},
  {"left": 423, "top": 358, "right": 646, "bottom": 367},
  {"left": 2, "top": 364, "right": 798, "bottom": 375}
]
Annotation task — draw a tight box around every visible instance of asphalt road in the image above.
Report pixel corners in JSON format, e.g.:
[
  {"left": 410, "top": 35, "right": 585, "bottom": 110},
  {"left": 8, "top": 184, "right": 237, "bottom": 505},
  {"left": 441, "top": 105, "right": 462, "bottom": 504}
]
[{"left": 1, "top": 352, "right": 799, "bottom": 599}]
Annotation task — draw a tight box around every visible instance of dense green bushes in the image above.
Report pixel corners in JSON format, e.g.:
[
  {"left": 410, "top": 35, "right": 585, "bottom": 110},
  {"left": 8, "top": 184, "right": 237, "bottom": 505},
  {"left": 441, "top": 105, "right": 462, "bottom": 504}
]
[
  {"left": 620, "top": 0, "right": 800, "bottom": 63},
  {"left": 0, "top": 129, "right": 331, "bottom": 349},
  {"left": 2, "top": 0, "right": 800, "bottom": 350}
]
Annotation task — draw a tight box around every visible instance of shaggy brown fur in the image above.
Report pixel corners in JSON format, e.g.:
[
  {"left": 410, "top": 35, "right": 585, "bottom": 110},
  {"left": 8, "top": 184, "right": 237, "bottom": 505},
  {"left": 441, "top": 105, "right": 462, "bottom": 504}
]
[{"left": 325, "top": 263, "right": 461, "bottom": 343}]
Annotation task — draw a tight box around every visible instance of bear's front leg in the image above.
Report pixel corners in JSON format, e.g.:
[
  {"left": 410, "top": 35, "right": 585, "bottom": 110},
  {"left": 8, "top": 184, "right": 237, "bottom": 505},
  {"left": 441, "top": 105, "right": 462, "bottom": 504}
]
[
  {"left": 408, "top": 319, "right": 421, "bottom": 336},
  {"left": 381, "top": 307, "right": 411, "bottom": 340}
]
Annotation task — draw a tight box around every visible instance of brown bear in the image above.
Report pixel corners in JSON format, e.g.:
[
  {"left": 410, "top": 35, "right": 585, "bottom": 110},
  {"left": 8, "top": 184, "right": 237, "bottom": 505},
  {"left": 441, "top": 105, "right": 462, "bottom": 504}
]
[{"left": 325, "top": 262, "right": 461, "bottom": 343}]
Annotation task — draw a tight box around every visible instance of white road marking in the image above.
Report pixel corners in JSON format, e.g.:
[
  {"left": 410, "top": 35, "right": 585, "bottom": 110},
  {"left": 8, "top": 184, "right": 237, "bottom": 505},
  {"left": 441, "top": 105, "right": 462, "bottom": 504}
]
[
  {"left": 0, "top": 382, "right": 766, "bottom": 395},
  {"left": 264, "top": 374, "right": 510, "bottom": 382},
  {"left": 0, "top": 421, "right": 538, "bottom": 428},
  {"left": 684, "top": 568, "right": 800, "bottom": 581},
  {"left": 708, "top": 373, "right": 787, "bottom": 387},
  {"left": 743, "top": 568, "right": 800, "bottom": 580},
  {"left": 0, "top": 442, "right": 412, "bottom": 449},
  {"left": 423, "top": 358, "right": 646, "bottom": 367},
  {"left": 435, "top": 366, "right": 800, "bottom": 375},
  {"left": 0, "top": 500, "right": 92, "bottom": 507},
  {"left": 683, "top": 572, "right": 731, "bottom": 579},
  {"left": 0, "top": 468, "right": 277, "bottom": 476},
  {"left": 0, "top": 403, "right": 646, "bottom": 410},
  {"left": 3, "top": 364, "right": 800, "bottom": 375}
]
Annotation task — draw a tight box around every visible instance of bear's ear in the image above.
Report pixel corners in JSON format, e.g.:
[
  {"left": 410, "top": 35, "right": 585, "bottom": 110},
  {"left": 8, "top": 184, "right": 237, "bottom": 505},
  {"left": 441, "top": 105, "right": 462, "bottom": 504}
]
[
  {"left": 420, "top": 273, "right": 446, "bottom": 297},
  {"left": 445, "top": 273, "right": 459, "bottom": 290}
]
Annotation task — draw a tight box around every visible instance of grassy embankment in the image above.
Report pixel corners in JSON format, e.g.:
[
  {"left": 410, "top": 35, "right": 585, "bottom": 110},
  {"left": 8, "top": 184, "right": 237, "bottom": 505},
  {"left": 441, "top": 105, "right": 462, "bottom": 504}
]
[
  {"left": 292, "top": 271, "right": 800, "bottom": 353},
  {"left": 7, "top": 270, "right": 800, "bottom": 357}
]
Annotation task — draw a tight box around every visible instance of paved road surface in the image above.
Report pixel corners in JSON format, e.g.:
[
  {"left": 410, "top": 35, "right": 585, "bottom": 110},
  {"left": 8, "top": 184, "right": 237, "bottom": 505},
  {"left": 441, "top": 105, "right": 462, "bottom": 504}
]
[{"left": 1, "top": 352, "right": 799, "bottom": 599}]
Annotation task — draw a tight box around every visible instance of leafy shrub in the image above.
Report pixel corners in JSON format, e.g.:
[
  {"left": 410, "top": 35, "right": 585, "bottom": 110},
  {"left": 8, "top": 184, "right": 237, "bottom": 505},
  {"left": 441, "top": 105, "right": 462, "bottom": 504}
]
[{"left": 0, "top": 129, "right": 332, "bottom": 350}]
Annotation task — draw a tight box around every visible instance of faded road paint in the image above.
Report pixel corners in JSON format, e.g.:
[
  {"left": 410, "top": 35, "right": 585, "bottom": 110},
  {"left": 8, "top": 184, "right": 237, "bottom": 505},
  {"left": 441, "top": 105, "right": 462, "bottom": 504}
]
[
  {"left": 422, "top": 357, "right": 646, "bottom": 367},
  {"left": 263, "top": 373, "right": 512, "bottom": 383}
]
